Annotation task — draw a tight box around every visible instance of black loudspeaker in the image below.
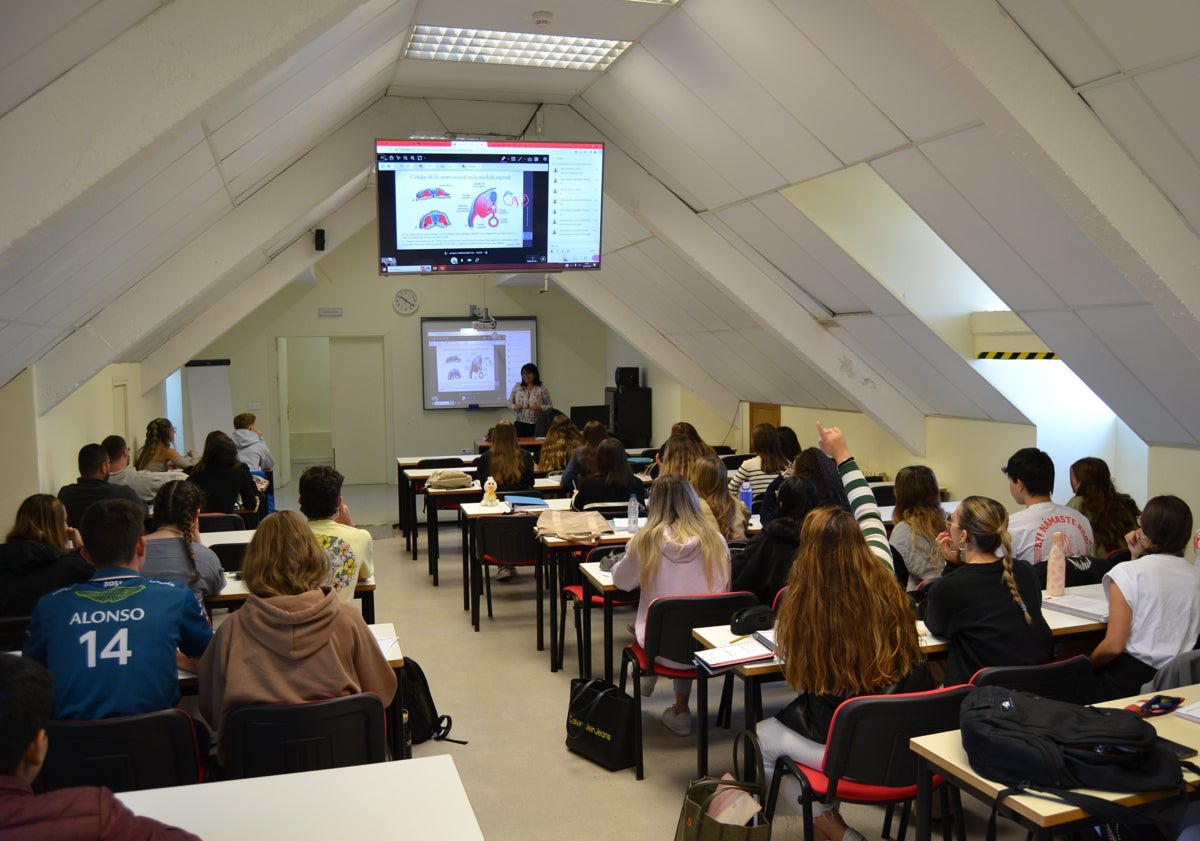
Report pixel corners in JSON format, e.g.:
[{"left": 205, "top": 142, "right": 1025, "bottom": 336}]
[
  {"left": 314, "top": 229, "right": 326, "bottom": 251},
  {"left": 614, "top": 367, "right": 639, "bottom": 388}
]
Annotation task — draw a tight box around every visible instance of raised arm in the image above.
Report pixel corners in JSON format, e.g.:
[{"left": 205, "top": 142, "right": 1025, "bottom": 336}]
[{"left": 817, "top": 422, "right": 889, "bottom": 566}]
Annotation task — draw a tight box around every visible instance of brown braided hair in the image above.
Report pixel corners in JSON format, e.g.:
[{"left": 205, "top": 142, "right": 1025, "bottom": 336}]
[
  {"left": 150, "top": 480, "right": 205, "bottom": 585},
  {"left": 135, "top": 418, "right": 175, "bottom": 470},
  {"left": 957, "top": 495, "right": 1030, "bottom": 625}
]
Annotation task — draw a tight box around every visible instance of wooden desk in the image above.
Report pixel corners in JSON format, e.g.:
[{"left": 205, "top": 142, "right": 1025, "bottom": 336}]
[
  {"left": 117, "top": 754, "right": 482, "bottom": 840},
  {"left": 198, "top": 529, "right": 258, "bottom": 547},
  {"left": 460, "top": 498, "right": 572, "bottom": 617},
  {"left": 911, "top": 684, "right": 1200, "bottom": 841},
  {"left": 475, "top": 436, "right": 544, "bottom": 454},
  {"left": 397, "top": 457, "right": 479, "bottom": 551},
  {"left": 578, "top": 560, "right": 637, "bottom": 682},
  {"left": 205, "top": 575, "right": 376, "bottom": 623},
  {"left": 424, "top": 476, "right": 565, "bottom": 583},
  {"left": 402, "top": 466, "right": 478, "bottom": 562}
]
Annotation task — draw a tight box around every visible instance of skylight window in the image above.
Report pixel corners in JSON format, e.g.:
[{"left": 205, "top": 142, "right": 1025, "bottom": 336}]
[{"left": 406, "top": 26, "right": 632, "bottom": 71}]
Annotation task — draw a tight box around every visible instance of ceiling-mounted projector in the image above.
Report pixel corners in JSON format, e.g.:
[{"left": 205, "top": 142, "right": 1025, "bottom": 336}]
[{"left": 470, "top": 304, "right": 496, "bottom": 330}]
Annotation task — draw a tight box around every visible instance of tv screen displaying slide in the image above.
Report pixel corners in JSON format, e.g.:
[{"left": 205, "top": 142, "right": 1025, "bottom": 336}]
[
  {"left": 421, "top": 317, "right": 537, "bottom": 410},
  {"left": 376, "top": 138, "right": 603, "bottom": 275}
]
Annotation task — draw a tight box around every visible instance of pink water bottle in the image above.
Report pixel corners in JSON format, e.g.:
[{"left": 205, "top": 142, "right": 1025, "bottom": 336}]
[{"left": 1046, "top": 532, "right": 1066, "bottom": 597}]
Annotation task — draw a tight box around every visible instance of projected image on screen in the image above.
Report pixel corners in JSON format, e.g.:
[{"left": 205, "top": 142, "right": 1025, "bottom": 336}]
[{"left": 421, "top": 317, "right": 537, "bottom": 410}]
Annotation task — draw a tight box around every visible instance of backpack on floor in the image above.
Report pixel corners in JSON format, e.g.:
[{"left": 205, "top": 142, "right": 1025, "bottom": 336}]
[{"left": 401, "top": 657, "right": 466, "bottom": 745}]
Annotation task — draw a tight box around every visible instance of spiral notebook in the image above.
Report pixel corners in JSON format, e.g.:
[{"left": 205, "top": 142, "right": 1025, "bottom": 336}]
[{"left": 694, "top": 639, "right": 776, "bottom": 673}]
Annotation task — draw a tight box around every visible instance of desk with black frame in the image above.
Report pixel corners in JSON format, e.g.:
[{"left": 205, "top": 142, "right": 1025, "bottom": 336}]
[{"left": 911, "top": 683, "right": 1200, "bottom": 841}]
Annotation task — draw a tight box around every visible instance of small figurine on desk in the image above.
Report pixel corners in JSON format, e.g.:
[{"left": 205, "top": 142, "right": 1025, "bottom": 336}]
[{"left": 481, "top": 475, "right": 500, "bottom": 507}]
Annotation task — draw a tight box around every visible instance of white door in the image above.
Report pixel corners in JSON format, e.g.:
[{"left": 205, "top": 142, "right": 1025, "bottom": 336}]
[{"left": 330, "top": 337, "right": 387, "bottom": 484}]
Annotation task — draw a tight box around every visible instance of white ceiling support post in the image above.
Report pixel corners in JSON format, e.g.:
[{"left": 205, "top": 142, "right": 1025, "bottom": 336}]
[
  {"left": 0, "top": 0, "right": 368, "bottom": 260},
  {"left": 871, "top": 0, "right": 1200, "bottom": 359},
  {"left": 140, "top": 190, "right": 376, "bottom": 389},
  {"left": 554, "top": 272, "right": 741, "bottom": 423},
  {"left": 34, "top": 97, "right": 439, "bottom": 413},
  {"left": 544, "top": 105, "right": 928, "bottom": 454}
]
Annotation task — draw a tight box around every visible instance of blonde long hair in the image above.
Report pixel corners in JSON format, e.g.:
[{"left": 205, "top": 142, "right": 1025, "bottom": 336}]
[
  {"left": 487, "top": 421, "right": 524, "bottom": 486},
  {"left": 689, "top": 455, "right": 741, "bottom": 540},
  {"left": 243, "top": 511, "right": 329, "bottom": 598},
  {"left": 627, "top": 474, "right": 728, "bottom": 592},
  {"left": 776, "top": 507, "right": 921, "bottom": 696},
  {"left": 537, "top": 415, "right": 581, "bottom": 472},
  {"left": 892, "top": 465, "right": 945, "bottom": 567}
]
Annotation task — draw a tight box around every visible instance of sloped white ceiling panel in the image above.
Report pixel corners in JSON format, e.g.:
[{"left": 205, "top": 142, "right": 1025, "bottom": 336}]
[
  {"left": 997, "top": 0, "right": 1118, "bottom": 87},
  {"left": 570, "top": 99, "right": 707, "bottom": 213},
  {"left": 643, "top": 6, "right": 835, "bottom": 186},
  {"left": 1135, "top": 57, "right": 1200, "bottom": 173},
  {"left": 388, "top": 61, "right": 593, "bottom": 105},
  {"left": 600, "top": 198, "right": 651, "bottom": 253},
  {"left": 917, "top": 127, "right": 1145, "bottom": 309},
  {"left": 598, "top": 47, "right": 785, "bottom": 205},
  {"left": 209, "top": 1, "right": 411, "bottom": 160},
  {"left": 1063, "top": 0, "right": 1200, "bottom": 72},
  {"left": 1021, "top": 307, "right": 1195, "bottom": 446},
  {"left": 424, "top": 100, "right": 537, "bottom": 138},
  {"left": 580, "top": 50, "right": 745, "bottom": 211},
  {"left": 707, "top": 201, "right": 856, "bottom": 316},
  {"left": 709, "top": 326, "right": 830, "bottom": 408},
  {"left": 0, "top": 0, "right": 160, "bottom": 118},
  {"left": 736, "top": 326, "right": 857, "bottom": 409},
  {"left": 224, "top": 53, "right": 399, "bottom": 202},
  {"left": 0, "top": 323, "right": 64, "bottom": 388},
  {"left": 1083, "top": 79, "right": 1200, "bottom": 238},
  {"left": 635, "top": 240, "right": 759, "bottom": 333},
  {"left": 789, "top": 0, "right": 976, "bottom": 140},
  {"left": 666, "top": 330, "right": 780, "bottom": 407},
  {"left": 870, "top": 146, "right": 1058, "bottom": 312},
  {"left": 601, "top": 248, "right": 706, "bottom": 336},
  {"left": 684, "top": 0, "right": 902, "bottom": 165}
]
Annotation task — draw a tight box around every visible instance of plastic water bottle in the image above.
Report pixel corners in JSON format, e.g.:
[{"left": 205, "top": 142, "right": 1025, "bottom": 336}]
[
  {"left": 627, "top": 494, "right": 640, "bottom": 534},
  {"left": 1046, "top": 532, "right": 1066, "bottom": 597},
  {"left": 739, "top": 481, "right": 753, "bottom": 512}
]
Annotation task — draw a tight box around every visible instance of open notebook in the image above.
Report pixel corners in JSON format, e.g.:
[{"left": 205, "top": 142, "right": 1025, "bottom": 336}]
[{"left": 1042, "top": 593, "right": 1109, "bottom": 622}]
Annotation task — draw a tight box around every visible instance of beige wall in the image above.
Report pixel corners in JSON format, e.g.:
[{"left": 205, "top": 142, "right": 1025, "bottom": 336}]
[
  {"left": 200, "top": 225, "right": 612, "bottom": 483},
  {"left": 0, "top": 369, "right": 39, "bottom": 520}
]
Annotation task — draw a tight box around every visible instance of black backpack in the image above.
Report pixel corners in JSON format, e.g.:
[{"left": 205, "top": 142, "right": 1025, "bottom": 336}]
[
  {"left": 960, "top": 686, "right": 1189, "bottom": 839},
  {"left": 400, "top": 657, "right": 465, "bottom": 745}
]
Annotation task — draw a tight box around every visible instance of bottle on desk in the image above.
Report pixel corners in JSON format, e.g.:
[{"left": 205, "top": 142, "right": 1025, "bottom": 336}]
[
  {"left": 627, "top": 494, "right": 640, "bottom": 534},
  {"left": 1045, "top": 531, "right": 1067, "bottom": 597},
  {"left": 739, "top": 481, "right": 753, "bottom": 513}
]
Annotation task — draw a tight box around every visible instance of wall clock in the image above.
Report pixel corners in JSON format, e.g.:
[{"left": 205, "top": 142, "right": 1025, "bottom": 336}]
[{"left": 393, "top": 288, "right": 420, "bottom": 315}]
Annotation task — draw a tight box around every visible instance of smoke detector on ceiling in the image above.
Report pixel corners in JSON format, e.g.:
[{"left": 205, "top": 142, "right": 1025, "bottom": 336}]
[{"left": 532, "top": 10, "right": 553, "bottom": 27}]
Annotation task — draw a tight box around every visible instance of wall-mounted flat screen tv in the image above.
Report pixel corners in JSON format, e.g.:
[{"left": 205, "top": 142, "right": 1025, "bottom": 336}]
[
  {"left": 421, "top": 316, "right": 537, "bottom": 410},
  {"left": 376, "top": 138, "right": 603, "bottom": 275}
]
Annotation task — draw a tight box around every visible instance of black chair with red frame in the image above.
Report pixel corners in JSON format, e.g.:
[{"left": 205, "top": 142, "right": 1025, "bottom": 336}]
[
  {"left": 765, "top": 684, "right": 972, "bottom": 841},
  {"left": 969, "top": 654, "right": 1092, "bottom": 704},
  {"left": 474, "top": 514, "right": 544, "bottom": 634},
  {"left": 558, "top": 544, "right": 638, "bottom": 676},
  {"left": 619, "top": 591, "right": 759, "bottom": 780}
]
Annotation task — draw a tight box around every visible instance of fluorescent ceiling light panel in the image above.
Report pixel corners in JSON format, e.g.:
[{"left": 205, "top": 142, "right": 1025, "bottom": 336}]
[{"left": 406, "top": 26, "right": 632, "bottom": 71}]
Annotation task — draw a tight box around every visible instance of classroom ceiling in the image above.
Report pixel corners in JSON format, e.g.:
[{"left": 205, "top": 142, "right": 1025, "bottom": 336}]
[{"left": 3, "top": 0, "right": 1200, "bottom": 452}]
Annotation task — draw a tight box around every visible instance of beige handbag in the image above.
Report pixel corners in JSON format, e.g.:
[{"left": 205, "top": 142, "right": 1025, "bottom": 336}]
[
  {"left": 425, "top": 469, "right": 474, "bottom": 489},
  {"left": 534, "top": 509, "right": 613, "bottom": 543}
]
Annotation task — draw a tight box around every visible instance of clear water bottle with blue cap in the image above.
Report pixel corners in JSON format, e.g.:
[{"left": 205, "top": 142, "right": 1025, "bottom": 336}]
[
  {"left": 627, "top": 494, "right": 640, "bottom": 534},
  {"left": 739, "top": 481, "right": 753, "bottom": 512}
]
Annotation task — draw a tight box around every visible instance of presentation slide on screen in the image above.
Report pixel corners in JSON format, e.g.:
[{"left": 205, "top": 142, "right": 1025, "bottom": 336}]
[
  {"left": 431, "top": 337, "right": 501, "bottom": 393},
  {"left": 396, "top": 170, "right": 530, "bottom": 250},
  {"left": 422, "top": 321, "right": 536, "bottom": 409}
]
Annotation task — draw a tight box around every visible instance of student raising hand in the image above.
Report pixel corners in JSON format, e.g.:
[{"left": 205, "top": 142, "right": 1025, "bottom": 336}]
[{"left": 815, "top": 422, "right": 851, "bottom": 464}]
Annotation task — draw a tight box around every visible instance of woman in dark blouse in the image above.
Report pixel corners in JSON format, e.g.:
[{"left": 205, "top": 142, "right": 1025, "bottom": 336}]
[
  {"left": 187, "top": 430, "right": 259, "bottom": 517},
  {"left": 0, "top": 495, "right": 92, "bottom": 617},
  {"left": 572, "top": 438, "right": 645, "bottom": 511}
]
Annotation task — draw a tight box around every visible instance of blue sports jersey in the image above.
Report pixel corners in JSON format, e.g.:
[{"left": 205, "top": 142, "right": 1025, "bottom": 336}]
[{"left": 23, "top": 567, "right": 213, "bottom": 719}]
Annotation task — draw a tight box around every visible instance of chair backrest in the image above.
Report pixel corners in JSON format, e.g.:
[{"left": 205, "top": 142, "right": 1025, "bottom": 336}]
[
  {"left": 890, "top": 545, "right": 910, "bottom": 589},
  {"left": 643, "top": 592, "right": 759, "bottom": 665},
  {"left": 585, "top": 545, "right": 627, "bottom": 566},
  {"left": 417, "top": 457, "right": 465, "bottom": 469},
  {"left": 477, "top": 514, "right": 541, "bottom": 565},
  {"left": 712, "top": 445, "right": 735, "bottom": 455},
  {"left": 721, "top": 453, "right": 754, "bottom": 471},
  {"left": 582, "top": 502, "right": 629, "bottom": 518},
  {"left": 969, "top": 655, "right": 1093, "bottom": 704},
  {"left": 771, "top": 585, "right": 789, "bottom": 612},
  {"left": 0, "top": 615, "right": 31, "bottom": 651},
  {"left": 197, "top": 513, "right": 245, "bottom": 533},
  {"left": 822, "top": 684, "right": 972, "bottom": 791},
  {"left": 222, "top": 693, "right": 387, "bottom": 779},
  {"left": 39, "top": 709, "right": 201, "bottom": 792},
  {"left": 211, "top": 542, "right": 247, "bottom": 572},
  {"left": 1145, "top": 649, "right": 1200, "bottom": 692}
]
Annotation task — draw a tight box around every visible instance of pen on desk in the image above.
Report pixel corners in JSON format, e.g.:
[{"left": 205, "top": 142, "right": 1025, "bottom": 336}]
[{"left": 730, "top": 633, "right": 751, "bottom": 643}]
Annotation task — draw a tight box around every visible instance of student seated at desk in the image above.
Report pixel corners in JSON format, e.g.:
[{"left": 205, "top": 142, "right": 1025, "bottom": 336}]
[
  {"left": 756, "top": 424, "right": 926, "bottom": 841},
  {"left": 1087, "top": 495, "right": 1200, "bottom": 702},
  {"left": 198, "top": 511, "right": 396, "bottom": 764},
  {"left": 476, "top": 420, "right": 534, "bottom": 492},
  {"left": 610, "top": 474, "right": 731, "bottom": 738},
  {"left": 758, "top": 446, "right": 848, "bottom": 527},
  {"left": 731, "top": 475, "right": 817, "bottom": 606},
  {"left": 559, "top": 420, "right": 607, "bottom": 491},
  {"left": 688, "top": 455, "right": 748, "bottom": 542},
  {"left": 572, "top": 439, "right": 645, "bottom": 511},
  {"left": 0, "top": 495, "right": 92, "bottom": 618},
  {"left": 142, "top": 481, "right": 225, "bottom": 601},
  {"left": 300, "top": 465, "right": 374, "bottom": 601},
  {"left": 889, "top": 465, "right": 947, "bottom": 593},
  {"left": 187, "top": 431, "right": 259, "bottom": 519},
  {"left": 534, "top": 413, "right": 580, "bottom": 474},
  {"left": 924, "top": 496, "right": 1053, "bottom": 686},
  {"left": 0, "top": 657, "right": 199, "bottom": 841}
]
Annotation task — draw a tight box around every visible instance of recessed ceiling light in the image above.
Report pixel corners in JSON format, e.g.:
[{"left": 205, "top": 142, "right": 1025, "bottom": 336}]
[{"left": 406, "top": 25, "right": 632, "bottom": 71}]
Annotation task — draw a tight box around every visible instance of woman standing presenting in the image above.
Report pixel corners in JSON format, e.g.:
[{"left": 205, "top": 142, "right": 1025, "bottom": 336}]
[{"left": 508, "top": 363, "right": 552, "bottom": 437}]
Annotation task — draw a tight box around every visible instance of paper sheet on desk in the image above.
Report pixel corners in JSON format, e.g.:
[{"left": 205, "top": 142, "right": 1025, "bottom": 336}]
[{"left": 372, "top": 633, "right": 401, "bottom": 659}]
